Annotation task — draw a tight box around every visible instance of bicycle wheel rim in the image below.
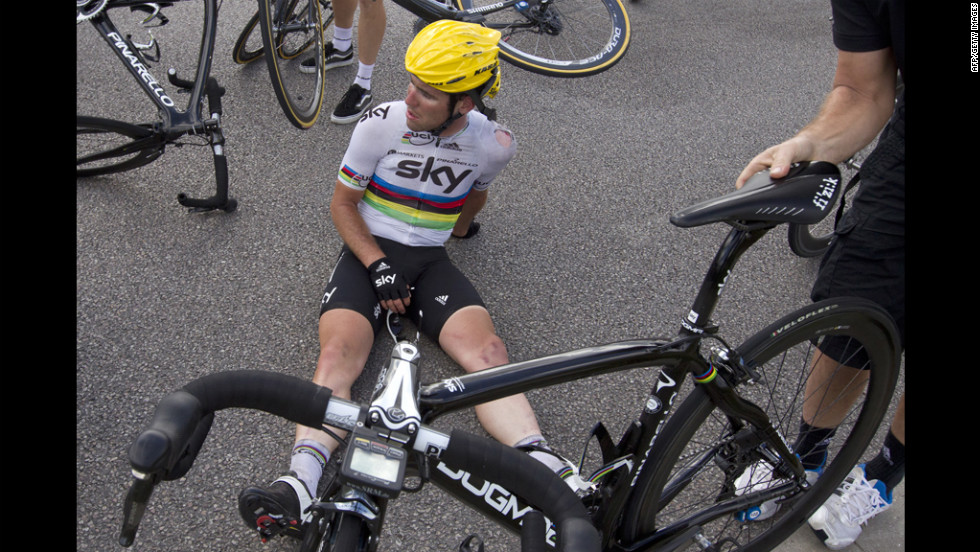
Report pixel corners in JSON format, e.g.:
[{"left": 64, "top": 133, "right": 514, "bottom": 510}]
[
  {"left": 454, "top": 0, "right": 631, "bottom": 77},
  {"left": 618, "top": 298, "right": 900, "bottom": 551},
  {"left": 77, "top": 116, "right": 162, "bottom": 176},
  {"left": 258, "top": 0, "right": 325, "bottom": 129},
  {"left": 232, "top": 12, "right": 265, "bottom": 64},
  {"left": 787, "top": 223, "right": 832, "bottom": 258}
]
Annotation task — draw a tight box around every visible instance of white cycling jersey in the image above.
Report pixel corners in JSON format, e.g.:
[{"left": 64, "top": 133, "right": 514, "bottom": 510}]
[{"left": 338, "top": 101, "right": 516, "bottom": 247}]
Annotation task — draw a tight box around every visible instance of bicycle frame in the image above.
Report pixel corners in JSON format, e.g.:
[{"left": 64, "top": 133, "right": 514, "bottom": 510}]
[
  {"left": 90, "top": 1, "right": 216, "bottom": 129},
  {"left": 352, "top": 223, "right": 803, "bottom": 550},
  {"left": 81, "top": 0, "right": 235, "bottom": 211}
]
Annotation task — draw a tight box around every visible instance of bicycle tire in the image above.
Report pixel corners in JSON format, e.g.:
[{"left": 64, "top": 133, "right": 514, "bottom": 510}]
[
  {"left": 232, "top": 11, "right": 264, "bottom": 64},
  {"left": 328, "top": 513, "right": 365, "bottom": 552},
  {"left": 787, "top": 222, "right": 833, "bottom": 258},
  {"left": 77, "top": 116, "right": 163, "bottom": 176},
  {"left": 235, "top": 2, "right": 335, "bottom": 64},
  {"left": 257, "top": 0, "right": 326, "bottom": 129},
  {"left": 618, "top": 298, "right": 900, "bottom": 552},
  {"left": 453, "top": 0, "right": 630, "bottom": 77}
]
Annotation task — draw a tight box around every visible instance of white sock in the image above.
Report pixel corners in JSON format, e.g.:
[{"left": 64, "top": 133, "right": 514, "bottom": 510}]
[
  {"left": 290, "top": 439, "right": 329, "bottom": 495},
  {"left": 332, "top": 27, "right": 353, "bottom": 53},
  {"left": 354, "top": 62, "right": 374, "bottom": 91},
  {"left": 514, "top": 435, "right": 566, "bottom": 474}
]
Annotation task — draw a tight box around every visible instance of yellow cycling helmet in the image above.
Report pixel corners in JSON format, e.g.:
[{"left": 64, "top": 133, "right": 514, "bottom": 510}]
[{"left": 405, "top": 20, "right": 501, "bottom": 99}]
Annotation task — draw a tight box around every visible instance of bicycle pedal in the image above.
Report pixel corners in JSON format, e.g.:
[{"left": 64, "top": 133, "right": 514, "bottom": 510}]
[{"left": 253, "top": 514, "right": 303, "bottom": 542}]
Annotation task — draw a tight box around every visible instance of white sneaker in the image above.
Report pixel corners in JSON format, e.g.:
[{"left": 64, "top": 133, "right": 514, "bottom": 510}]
[
  {"left": 808, "top": 464, "right": 893, "bottom": 550},
  {"left": 734, "top": 459, "right": 822, "bottom": 522}
]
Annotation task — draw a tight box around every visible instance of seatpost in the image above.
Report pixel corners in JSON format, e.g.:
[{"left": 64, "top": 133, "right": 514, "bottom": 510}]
[{"left": 679, "top": 225, "right": 772, "bottom": 337}]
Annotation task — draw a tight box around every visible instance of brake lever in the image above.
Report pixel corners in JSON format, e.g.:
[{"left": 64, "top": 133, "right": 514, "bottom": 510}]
[{"left": 119, "top": 470, "right": 160, "bottom": 547}]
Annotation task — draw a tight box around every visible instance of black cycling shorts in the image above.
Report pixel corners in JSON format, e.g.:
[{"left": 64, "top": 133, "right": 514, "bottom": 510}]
[
  {"left": 319, "top": 237, "right": 486, "bottom": 341},
  {"left": 811, "top": 208, "right": 905, "bottom": 368}
]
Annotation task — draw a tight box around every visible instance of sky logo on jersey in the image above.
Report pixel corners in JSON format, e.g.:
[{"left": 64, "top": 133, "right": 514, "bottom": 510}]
[{"left": 395, "top": 157, "right": 473, "bottom": 193}]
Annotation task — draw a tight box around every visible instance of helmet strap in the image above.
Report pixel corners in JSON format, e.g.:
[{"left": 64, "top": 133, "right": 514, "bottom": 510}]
[{"left": 429, "top": 111, "right": 464, "bottom": 137}]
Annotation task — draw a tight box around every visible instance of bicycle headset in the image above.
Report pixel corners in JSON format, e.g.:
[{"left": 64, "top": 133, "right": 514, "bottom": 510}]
[{"left": 404, "top": 20, "right": 502, "bottom": 134}]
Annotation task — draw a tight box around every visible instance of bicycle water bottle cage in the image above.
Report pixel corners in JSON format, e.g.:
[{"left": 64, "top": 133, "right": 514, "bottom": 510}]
[{"left": 669, "top": 161, "right": 842, "bottom": 229}]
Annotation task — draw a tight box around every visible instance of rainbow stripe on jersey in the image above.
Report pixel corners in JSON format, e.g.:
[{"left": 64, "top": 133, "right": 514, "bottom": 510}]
[{"left": 351, "top": 170, "right": 468, "bottom": 231}]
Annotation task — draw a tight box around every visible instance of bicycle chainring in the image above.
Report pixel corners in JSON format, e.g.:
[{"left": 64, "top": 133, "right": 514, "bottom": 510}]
[{"left": 77, "top": 0, "right": 109, "bottom": 23}]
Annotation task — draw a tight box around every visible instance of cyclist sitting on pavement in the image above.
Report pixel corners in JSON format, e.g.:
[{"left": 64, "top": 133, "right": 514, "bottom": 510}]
[
  {"left": 732, "top": 0, "right": 904, "bottom": 548},
  {"left": 238, "top": 20, "right": 591, "bottom": 539}
]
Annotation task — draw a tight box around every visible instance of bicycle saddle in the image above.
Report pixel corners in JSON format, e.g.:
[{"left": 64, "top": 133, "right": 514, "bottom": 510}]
[{"left": 670, "top": 161, "right": 842, "bottom": 228}]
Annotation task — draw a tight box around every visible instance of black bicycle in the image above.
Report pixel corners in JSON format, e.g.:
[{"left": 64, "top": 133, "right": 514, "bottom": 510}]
[
  {"left": 119, "top": 162, "right": 901, "bottom": 551},
  {"left": 76, "top": 0, "right": 238, "bottom": 213},
  {"left": 231, "top": 0, "right": 631, "bottom": 129}
]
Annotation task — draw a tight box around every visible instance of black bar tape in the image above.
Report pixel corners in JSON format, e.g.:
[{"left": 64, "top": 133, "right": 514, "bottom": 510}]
[
  {"left": 442, "top": 430, "right": 600, "bottom": 552},
  {"left": 129, "top": 371, "right": 333, "bottom": 479},
  {"left": 182, "top": 370, "right": 333, "bottom": 429},
  {"left": 521, "top": 510, "right": 547, "bottom": 552}
]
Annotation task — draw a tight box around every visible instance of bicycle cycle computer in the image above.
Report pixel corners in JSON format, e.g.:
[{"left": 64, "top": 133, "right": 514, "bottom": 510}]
[{"left": 340, "top": 426, "right": 407, "bottom": 498}]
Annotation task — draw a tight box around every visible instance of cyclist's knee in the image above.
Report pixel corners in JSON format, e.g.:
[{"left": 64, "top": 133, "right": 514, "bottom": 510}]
[
  {"left": 448, "top": 333, "right": 509, "bottom": 373},
  {"left": 439, "top": 308, "right": 509, "bottom": 372}
]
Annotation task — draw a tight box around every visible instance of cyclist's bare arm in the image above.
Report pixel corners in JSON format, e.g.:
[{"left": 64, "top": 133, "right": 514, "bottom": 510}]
[
  {"left": 452, "top": 188, "right": 487, "bottom": 237},
  {"left": 735, "top": 47, "right": 897, "bottom": 188},
  {"left": 330, "top": 180, "right": 412, "bottom": 313}
]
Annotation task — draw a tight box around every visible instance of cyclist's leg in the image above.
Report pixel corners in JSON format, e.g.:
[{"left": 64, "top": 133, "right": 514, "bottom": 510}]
[
  {"left": 296, "top": 308, "right": 376, "bottom": 446},
  {"left": 239, "top": 248, "right": 379, "bottom": 538},
  {"left": 413, "top": 258, "right": 591, "bottom": 491},
  {"left": 407, "top": 253, "right": 539, "bottom": 445},
  {"left": 297, "top": 246, "right": 384, "bottom": 452},
  {"left": 439, "top": 305, "right": 543, "bottom": 445}
]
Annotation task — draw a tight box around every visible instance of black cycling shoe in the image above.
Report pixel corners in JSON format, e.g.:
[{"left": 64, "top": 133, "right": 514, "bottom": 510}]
[{"left": 238, "top": 473, "right": 313, "bottom": 541}]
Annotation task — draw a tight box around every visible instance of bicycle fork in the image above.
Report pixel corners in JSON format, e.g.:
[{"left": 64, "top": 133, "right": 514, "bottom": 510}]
[{"left": 697, "top": 348, "right": 806, "bottom": 485}]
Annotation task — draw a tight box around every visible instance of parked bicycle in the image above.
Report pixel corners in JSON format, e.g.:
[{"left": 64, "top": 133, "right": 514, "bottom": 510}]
[
  {"left": 119, "top": 162, "right": 901, "bottom": 551},
  {"left": 76, "top": 0, "right": 238, "bottom": 213},
  {"left": 232, "top": 0, "right": 631, "bottom": 129}
]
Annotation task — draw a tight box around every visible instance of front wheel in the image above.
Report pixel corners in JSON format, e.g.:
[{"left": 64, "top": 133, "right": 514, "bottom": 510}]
[
  {"left": 332, "top": 514, "right": 365, "bottom": 551},
  {"left": 618, "top": 298, "right": 901, "bottom": 552},
  {"left": 454, "top": 0, "right": 631, "bottom": 77},
  {"left": 258, "top": 0, "right": 327, "bottom": 128}
]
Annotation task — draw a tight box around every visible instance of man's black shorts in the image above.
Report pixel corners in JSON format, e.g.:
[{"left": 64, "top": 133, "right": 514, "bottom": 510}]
[
  {"left": 811, "top": 208, "right": 905, "bottom": 367},
  {"left": 319, "top": 237, "right": 486, "bottom": 341}
]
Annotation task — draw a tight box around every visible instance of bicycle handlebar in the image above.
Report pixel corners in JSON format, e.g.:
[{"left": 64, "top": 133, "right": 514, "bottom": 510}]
[{"left": 120, "top": 370, "right": 600, "bottom": 552}]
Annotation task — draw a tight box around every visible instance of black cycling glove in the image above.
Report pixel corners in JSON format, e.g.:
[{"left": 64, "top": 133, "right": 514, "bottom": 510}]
[
  {"left": 368, "top": 257, "right": 411, "bottom": 304},
  {"left": 452, "top": 220, "right": 481, "bottom": 239}
]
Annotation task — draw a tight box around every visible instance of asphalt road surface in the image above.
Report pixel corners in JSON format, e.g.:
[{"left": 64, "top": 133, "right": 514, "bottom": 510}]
[{"left": 77, "top": 1, "right": 904, "bottom": 551}]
